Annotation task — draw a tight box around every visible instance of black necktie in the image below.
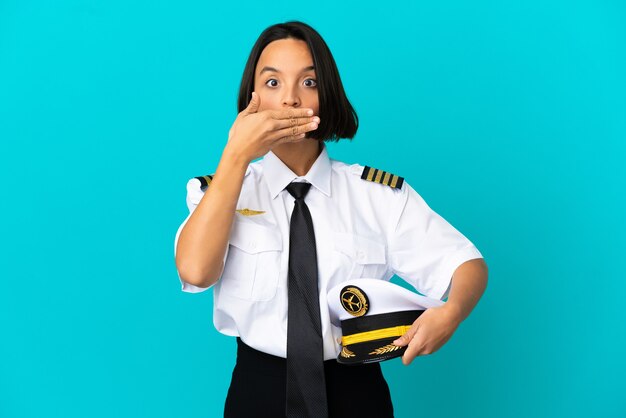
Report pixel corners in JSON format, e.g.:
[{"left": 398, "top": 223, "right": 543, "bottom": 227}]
[{"left": 285, "top": 181, "right": 328, "bottom": 418}]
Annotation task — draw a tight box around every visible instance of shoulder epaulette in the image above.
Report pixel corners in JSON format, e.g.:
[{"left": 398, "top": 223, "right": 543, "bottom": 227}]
[
  {"left": 194, "top": 174, "right": 215, "bottom": 191},
  {"left": 193, "top": 165, "right": 253, "bottom": 190},
  {"left": 360, "top": 165, "right": 404, "bottom": 189}
]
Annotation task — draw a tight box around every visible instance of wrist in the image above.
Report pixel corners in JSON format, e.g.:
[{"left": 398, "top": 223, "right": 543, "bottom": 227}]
[
  {"left": 221, "top": 144, "right": 251, "bottom": 169},
  {"left": 441, "top": 302, "right": 465, "bottom": 327}
]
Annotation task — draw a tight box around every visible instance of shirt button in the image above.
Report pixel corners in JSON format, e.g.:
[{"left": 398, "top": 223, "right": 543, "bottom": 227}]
[
  {"left": 357, "top": 250, "right": 365, "bottom": 260},
  {"left": 249, "top": 241, "right": 256, "bottom": 249}
]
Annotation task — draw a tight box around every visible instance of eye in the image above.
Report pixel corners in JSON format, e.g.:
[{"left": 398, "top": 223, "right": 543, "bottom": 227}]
[
  {"left": 265, "top": 78, "right": 278, "bottom": 87},
  {"left": 304, "top": 78, "right": 317, "bottom": 88}
]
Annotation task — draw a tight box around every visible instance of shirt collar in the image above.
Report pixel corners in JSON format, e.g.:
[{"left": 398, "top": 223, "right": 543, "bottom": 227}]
[{"left": 261, "top": 141, "right": 332, "bottom": 199}]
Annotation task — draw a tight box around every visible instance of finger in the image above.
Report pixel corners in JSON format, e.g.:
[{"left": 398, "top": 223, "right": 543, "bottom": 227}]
[
  {"left": 401, "top": 324, "right": 429, "bottom": 365},
  {"left": 401, "top": 337, "right": 424, "bottom": 366},
  {"left": 276, "top": 132, "right": 307, "bottom": 144},
  {"left": 393, "top": 324, "right": 419, "bottom": 347},
  {"left": 272, "top": 116, "right": 320, "bottom": 131},
  {"left": 269, "top": 121, "right": 319, "bottom": 142},
  {"left": 270, "top": 108, "right": 315, "bottom": 120},
  {"left": 241, "top": 91, "right": 260, "bottom": 116}
]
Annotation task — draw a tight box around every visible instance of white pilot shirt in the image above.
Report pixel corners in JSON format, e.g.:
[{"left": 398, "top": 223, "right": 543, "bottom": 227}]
[{"left": 174, "top": 141, "right": 483, "bottom": 361}]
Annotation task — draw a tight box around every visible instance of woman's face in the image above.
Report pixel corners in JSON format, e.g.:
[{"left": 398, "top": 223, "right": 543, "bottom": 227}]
[{"left": 254, "top": 38, "right": 319, "bottom": 117}]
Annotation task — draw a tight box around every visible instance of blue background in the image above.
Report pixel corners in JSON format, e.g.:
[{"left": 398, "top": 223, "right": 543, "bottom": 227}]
[{"left": 1, "top": 1, "right": 625, "bottom": 417}]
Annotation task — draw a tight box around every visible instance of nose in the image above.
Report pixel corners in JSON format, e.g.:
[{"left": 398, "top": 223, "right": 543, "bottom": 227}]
[{"left": 282, "top": 84, "right": 300, "bottom": 107}]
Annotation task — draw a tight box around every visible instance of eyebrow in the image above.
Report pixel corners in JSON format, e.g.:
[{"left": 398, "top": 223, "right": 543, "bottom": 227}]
[{"left": 259, "top": 65, "right": 315, "bottom": 75}]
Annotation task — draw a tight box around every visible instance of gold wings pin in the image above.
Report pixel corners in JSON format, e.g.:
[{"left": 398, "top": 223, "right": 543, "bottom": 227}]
[{"left": 236, "top": 208, "right": 266, "bottom": 216}]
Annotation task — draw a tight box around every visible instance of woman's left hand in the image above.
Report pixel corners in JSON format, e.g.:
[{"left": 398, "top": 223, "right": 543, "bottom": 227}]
[{"left": 392, "top": 305, "right": 462, "bottom": 365}]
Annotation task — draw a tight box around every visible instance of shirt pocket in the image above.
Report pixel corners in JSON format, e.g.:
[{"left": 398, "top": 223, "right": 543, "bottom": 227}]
[
  {"left": 220, "top": 220, "right": 283, "bottom": 301},
  {"left": 333, "top": 232, "right": 387, "bottom": 280}
]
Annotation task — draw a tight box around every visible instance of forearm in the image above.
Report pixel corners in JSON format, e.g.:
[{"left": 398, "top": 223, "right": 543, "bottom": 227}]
[
  {"left": 442, "top": 258, "right": 489, "bottom": 324},
  {"left": 175, "top": 146, "right": 249, "bottom": 287}
]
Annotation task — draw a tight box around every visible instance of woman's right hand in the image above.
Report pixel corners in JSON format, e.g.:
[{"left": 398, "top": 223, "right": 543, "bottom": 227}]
[{"left": 225, "top": 92, "right": 320, "bottom": 163}]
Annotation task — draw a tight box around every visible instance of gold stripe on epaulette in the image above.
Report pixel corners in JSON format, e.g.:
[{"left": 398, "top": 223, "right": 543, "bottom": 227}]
[
  {"left": 361, "top": 166, "right": 404, "bottom": 189},
  {"left": 382, "top": 171, "right": 391, "bottom": 185},
  {"left": 194, "top": 174, "right": 215, "bottom": 190}
]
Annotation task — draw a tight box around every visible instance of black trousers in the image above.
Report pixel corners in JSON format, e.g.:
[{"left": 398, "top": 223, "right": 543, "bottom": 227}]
[{"left": 224, "top": 337, "right": 395, "bottom": 418}]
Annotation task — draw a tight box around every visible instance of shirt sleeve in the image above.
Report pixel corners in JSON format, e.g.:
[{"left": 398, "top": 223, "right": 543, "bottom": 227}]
[
  {"left": 387, "top": 180, "right": 483, "bottom": 300},
  {"left": 174, "top": 177, "right": 230, "bottom": 293}
]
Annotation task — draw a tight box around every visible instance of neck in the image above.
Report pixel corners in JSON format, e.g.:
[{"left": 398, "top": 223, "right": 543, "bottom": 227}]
[{"left": 271, "top": 139, "right": 323, "bottom": 177}]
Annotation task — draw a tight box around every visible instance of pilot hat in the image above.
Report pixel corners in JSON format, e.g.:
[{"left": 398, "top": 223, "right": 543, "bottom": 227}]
[{"left": 327, "top": 278, "right": 445, "bottom": 365}]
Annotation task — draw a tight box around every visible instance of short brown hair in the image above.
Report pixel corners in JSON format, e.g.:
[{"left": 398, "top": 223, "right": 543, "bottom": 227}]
[{"left": 237, "top": 21, "right": 358, "bottom": 142}]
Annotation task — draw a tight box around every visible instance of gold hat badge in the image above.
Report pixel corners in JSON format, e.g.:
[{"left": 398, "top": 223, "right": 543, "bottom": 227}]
[{"left": 340, "top": 286, "right": 369, "bottom": 317}]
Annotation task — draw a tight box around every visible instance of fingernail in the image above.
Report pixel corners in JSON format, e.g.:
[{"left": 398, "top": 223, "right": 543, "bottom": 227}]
[{"left": 307, "top": 109, "right": 313, "bottom": 115}]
